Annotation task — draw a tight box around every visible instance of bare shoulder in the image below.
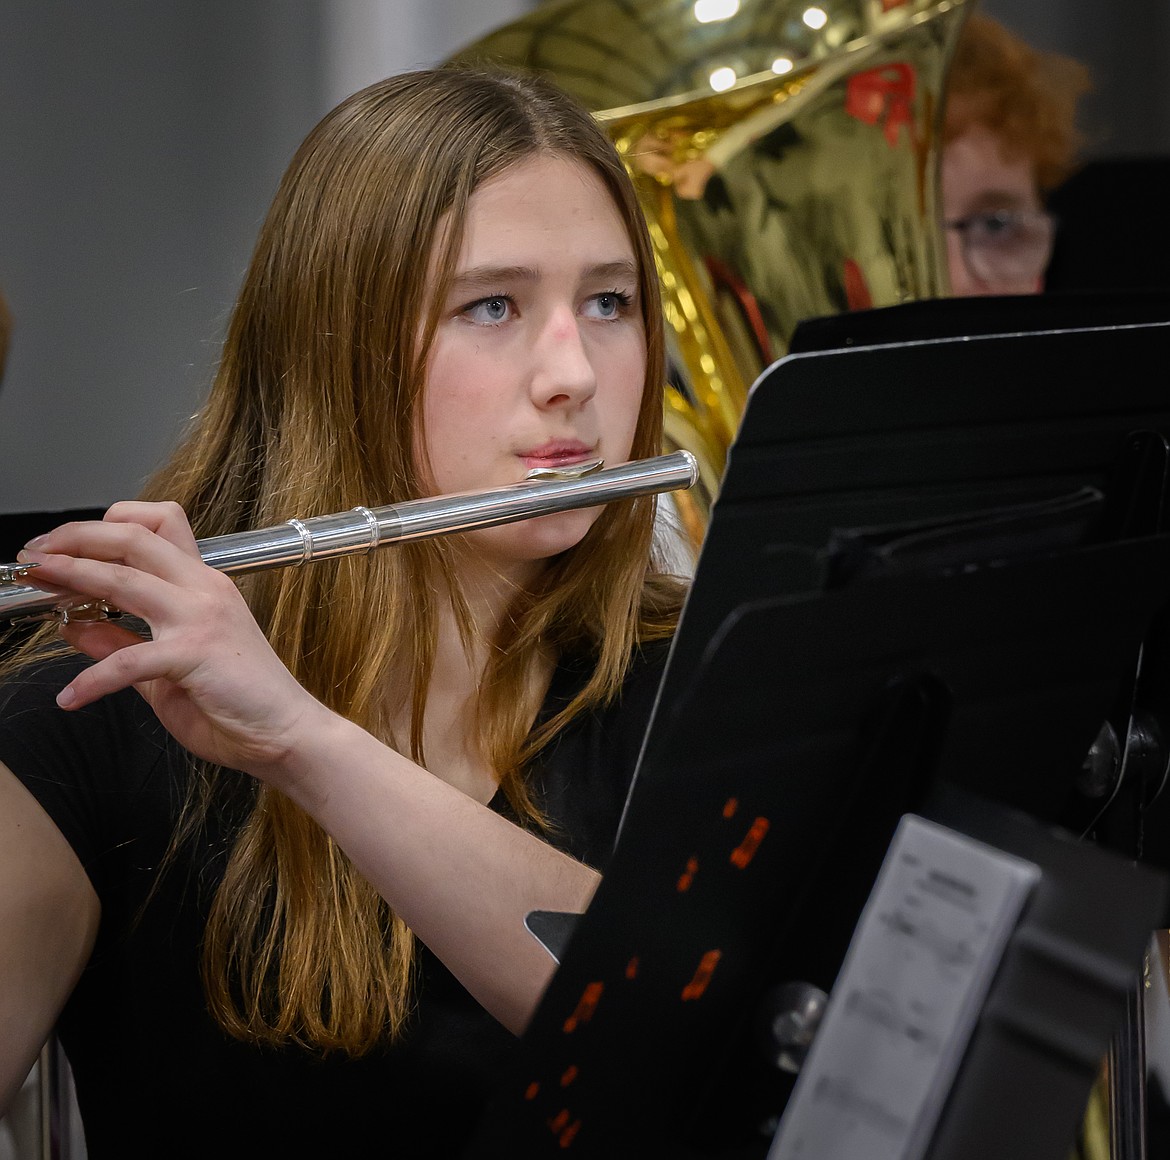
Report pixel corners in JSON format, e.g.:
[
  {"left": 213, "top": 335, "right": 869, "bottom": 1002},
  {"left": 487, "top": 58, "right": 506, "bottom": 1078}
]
[{"left": 0, "top": 760, "right": 99, "bottom": 1112}]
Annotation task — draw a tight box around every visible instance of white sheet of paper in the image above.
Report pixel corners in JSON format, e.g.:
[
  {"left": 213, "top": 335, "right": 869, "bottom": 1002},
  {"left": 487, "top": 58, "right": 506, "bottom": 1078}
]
[{"left": 768, "top": 813, "right": 1040, "bottom": 1160}]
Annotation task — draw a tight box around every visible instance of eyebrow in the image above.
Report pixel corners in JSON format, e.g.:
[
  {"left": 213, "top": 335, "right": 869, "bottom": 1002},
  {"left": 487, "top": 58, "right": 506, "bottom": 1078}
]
[
  {"left": 958, "top": 191, "right": 1036, "bottom": 215},
  {"left": 448, "top": 259, "right": 640, "bottom": 292}
]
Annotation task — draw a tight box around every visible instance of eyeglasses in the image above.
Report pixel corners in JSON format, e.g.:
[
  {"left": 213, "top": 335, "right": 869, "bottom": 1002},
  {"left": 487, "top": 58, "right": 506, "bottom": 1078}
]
[{"left": 945, "top": 209, "right": 1057, "bottom": 292}]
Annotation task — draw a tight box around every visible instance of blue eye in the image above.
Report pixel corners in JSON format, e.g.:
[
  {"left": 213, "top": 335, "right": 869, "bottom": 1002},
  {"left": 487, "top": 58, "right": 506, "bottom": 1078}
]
[
  {"left": 586, "top": 290, "right": 633, "bottom": 319},
  {"left": 465, "top": 296, "right": 513, "bottom": 325}
]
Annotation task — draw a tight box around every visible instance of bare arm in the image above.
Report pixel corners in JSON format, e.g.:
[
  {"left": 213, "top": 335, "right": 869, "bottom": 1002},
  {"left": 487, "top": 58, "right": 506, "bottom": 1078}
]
[
  {"left": 273, "top": 712, "right": 599, "bottom": 1032},
  {"left": 0, "top": 762, "right": 99, "bottom": 1111},
  {"left": 17, "top": 504, "right": 599, "bottom": 1033}
]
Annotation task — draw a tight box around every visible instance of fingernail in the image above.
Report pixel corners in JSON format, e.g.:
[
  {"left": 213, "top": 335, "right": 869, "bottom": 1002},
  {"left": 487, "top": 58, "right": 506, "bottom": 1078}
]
[
  {"left": 56, "top": 686, "right": 76, "bottom": 709},
  {"left": 24, "top": 534, "right": 48, "bottom": 550}
]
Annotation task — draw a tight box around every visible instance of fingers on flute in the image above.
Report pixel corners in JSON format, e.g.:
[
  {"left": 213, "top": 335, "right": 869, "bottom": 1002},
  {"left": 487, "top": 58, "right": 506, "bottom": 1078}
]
[
  {"left": 101, "top": 501, "right": 200, "bottom": 554},
  {"left": 16, "top": 549, "right": 239, "bottom": 627},
  {"left": 22, "top": 516, "right": 201, "bottom": 584},
  {"left": 16, "top": 551, "right": 159, "bottom": 622}
]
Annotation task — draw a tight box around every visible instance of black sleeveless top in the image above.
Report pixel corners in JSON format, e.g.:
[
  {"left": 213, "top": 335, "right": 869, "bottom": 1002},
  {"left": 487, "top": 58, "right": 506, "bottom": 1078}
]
[{"left": 0, "top": 641, "right": 669, "bottom": 1159}]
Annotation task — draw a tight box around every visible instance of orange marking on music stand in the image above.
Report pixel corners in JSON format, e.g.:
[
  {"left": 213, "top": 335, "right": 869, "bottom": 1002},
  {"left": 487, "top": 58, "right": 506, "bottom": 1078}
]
[
  {"left": 681, "top": 949, "right": 723, "bottom": 1001},
  {"left": 562, "top": 981, "right": 604, "bottom": 1033},
  {"left": 730, "top": 817, "right": 770, "bottom": 869},
  {"left": 625, "top": 956, "right": 639, "bottom": 980},
  {"left": 722, "top": 796, "right": 739, "bottom": 819},
  {"left": 677, "top": 855, "right": 699, "bottom": 892},
  {"left": 525, "top": 1081, "right": 540, "bottom": 1101},
  {"left": 561, "top": 1065, "right": 579, "bottom": 1088}
]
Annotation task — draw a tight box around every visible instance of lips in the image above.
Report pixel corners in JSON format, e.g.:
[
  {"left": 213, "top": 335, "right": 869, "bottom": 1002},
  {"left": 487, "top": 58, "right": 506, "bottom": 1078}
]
[{"left": 518, "top": 440, "right": 595, "bottom": 470}]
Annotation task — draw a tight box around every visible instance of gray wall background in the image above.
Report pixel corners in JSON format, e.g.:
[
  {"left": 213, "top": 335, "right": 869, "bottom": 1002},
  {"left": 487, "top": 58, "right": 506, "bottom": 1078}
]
[
  {"left": 1, "top": 0, "right": 1168, "bottom": 515},
  {"left": 0, "top": 0, "right": 531, "bottom": 515}
]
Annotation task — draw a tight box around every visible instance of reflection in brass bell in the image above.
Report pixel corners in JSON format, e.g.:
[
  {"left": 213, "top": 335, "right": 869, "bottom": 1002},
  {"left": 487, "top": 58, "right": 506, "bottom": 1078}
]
[{"left": 454, "top": 0, "right": 971, "bottom": 530}]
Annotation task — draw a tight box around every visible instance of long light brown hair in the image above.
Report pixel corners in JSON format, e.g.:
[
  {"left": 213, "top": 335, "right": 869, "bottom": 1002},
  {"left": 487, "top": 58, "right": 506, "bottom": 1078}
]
[{"left": 127, "top": 66, "right": 678, "bottom": 1053}]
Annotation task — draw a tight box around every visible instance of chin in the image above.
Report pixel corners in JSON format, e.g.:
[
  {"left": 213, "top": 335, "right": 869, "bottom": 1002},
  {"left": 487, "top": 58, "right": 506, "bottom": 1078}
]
[{"left": 469, "top": 508, "right": 601, "bottom": 569}]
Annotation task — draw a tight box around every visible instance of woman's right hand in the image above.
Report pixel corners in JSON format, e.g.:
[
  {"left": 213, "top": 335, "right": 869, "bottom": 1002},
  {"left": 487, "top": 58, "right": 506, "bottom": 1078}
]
[{"left": 16, "top": 501, "right": 335, "bottom": 785}]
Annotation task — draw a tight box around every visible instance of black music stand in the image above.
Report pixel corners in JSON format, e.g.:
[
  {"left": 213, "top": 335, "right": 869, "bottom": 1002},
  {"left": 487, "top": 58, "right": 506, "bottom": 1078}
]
[{"left": 466, "top": 314, "right": 1170, "bottom": 1159}]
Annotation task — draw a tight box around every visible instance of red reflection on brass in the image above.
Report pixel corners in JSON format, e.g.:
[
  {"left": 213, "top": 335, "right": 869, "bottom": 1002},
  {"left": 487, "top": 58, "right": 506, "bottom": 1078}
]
[
  {"left": 560, "top": 1119, "right": 582, "bottom": 1148},
  {"left": 842, "top": 258, "right": 874, "bottom": 311},
  {"left": 561, "top": 1065, "right": 579, "bottom": 1088},
  {"left": 525, "top": 1081, "right": 540, "bottom": 1101},
  {"left": 563, "top": 981, "right": 604, "bottom": 1033},
  {"left": 845, "top": 64, "right": 917, "bottom": 148},
  {"left": 705, "top": 256, "right": 774, "bottom": 365},
  {"left": 549, "top": 1109, "right": 570, "bottom": 1133},
  {"left": 682, "top": 949, "right": 723, "bottom": 1001},
  {"left": 722, "top": 797, "right": 739, "bottom": 819},
  {"left": 730, "top": 817, "right": 770, "bottom": 869},
  {"left": 625, "top": 956, "right": 639, "bottom": 980},
  {"left": 677, "top": 855, "right": 699, "bottom": 892}
]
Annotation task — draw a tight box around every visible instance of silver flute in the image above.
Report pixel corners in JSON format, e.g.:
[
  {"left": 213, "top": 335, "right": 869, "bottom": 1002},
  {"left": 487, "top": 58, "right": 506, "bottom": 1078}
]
[{"left": 0, "top": 451, "right": 698, "bottom": 623}]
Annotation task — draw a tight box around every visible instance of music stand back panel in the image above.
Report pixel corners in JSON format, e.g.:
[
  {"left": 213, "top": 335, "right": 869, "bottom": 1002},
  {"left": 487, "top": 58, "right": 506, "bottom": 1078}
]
[{"left": 466, "top": 318, "right": 1170, "bottom": 1159}]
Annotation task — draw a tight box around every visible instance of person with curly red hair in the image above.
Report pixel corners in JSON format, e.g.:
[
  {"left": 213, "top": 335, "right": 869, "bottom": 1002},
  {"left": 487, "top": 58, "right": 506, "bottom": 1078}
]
[{"left": 942, "top": 13, "right": 1090, "bottom": 296}]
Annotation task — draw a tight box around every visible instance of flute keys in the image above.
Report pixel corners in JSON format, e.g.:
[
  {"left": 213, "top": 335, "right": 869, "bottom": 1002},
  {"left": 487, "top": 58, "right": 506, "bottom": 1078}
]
[
  {"left": 0, "top": 561, "right": 120, "bottom": 624},
  {"left": 60, "top": 601, "right": 123, "bottom": 625},
  {"left": 0, "top": 562, "right": 39, "bottom": 585},
  {"left": 8, "top": 599, "right": 123, "bottom": 627}
]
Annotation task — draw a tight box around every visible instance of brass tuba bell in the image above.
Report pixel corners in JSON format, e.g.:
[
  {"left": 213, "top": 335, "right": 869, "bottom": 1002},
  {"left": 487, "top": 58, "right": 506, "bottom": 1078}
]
[{"left": 455, "top": 0, "right": 971, "bottom": 531}]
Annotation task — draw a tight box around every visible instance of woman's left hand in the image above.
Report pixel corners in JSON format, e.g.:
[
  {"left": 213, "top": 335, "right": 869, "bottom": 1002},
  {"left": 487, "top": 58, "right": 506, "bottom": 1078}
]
[
  {"left": 18, "top": 501, "right": 605, "bottom": 1034},
  {"left": 16, "top": 501, "right": 333, "bottom": 781}
]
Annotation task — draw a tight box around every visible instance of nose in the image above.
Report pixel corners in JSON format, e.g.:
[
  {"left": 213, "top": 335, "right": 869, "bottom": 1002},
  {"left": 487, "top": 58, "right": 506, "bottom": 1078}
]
[{"left": 529, "top": 304, "right": 597, "bottom": 410}]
